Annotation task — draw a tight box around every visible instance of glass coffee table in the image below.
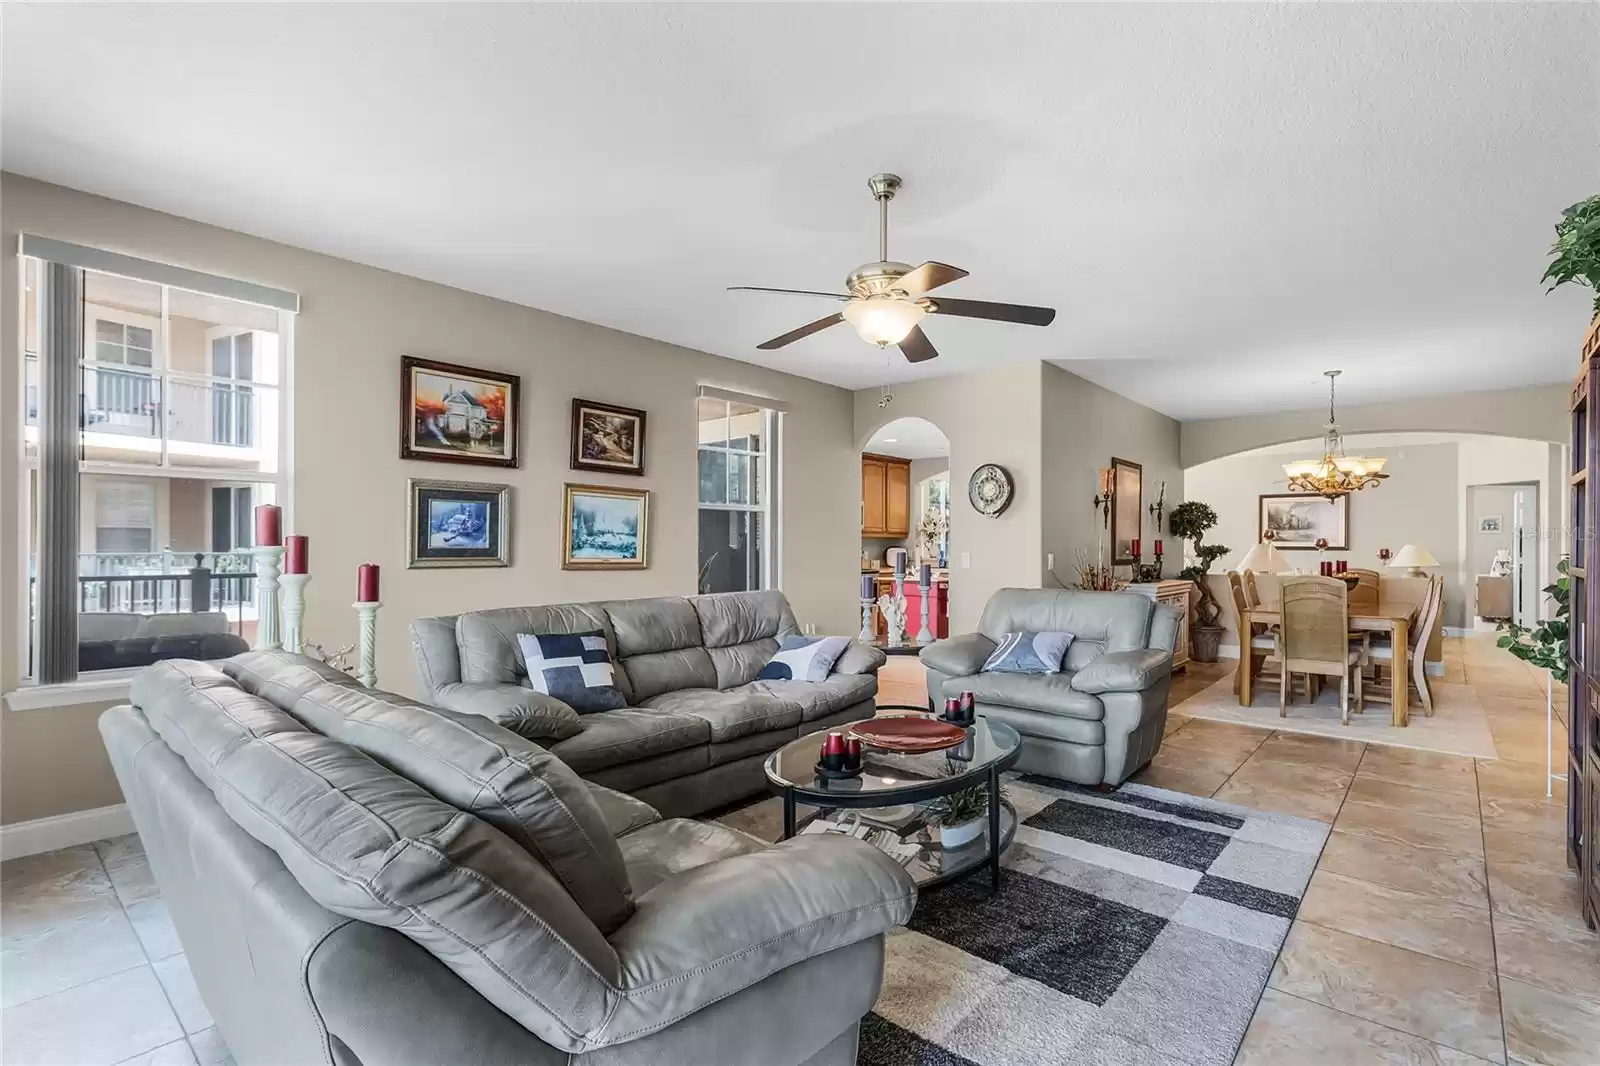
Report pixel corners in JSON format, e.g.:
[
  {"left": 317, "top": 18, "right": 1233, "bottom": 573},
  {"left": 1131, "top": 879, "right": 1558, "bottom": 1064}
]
[{"left": 762, "top": 709, "right": 1022, "bottom": 890}]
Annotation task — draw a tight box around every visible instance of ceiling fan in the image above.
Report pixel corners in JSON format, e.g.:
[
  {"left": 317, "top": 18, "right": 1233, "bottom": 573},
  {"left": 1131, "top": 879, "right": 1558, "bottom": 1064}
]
[{"left": 729, "top": 173, "right": 1056, "bottom": 363}]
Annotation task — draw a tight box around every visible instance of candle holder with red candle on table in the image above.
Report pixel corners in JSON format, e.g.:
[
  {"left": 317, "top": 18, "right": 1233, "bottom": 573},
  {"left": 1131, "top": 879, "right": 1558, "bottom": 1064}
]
[
  {"left": 251, "top": 505, "right": 285, "bottom": 651},
  {"left": 354, "top": 564, "right": 382, "bottom": 688}
]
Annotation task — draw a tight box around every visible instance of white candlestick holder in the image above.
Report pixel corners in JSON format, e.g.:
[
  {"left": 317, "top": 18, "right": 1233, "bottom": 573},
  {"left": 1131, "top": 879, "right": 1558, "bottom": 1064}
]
[
  {"left": 354, "top": 600, "right": 381, "bottom": 688},
  {"left": 859, "top": 598, "right": 875, "bottom": 643},
  {"left": 279, "top": 573, "right": 310, "bottom": 655},
  {"left": 251, "top": 546, "right": 285, "bottom": 651},
  {"left": 916, "top": 576, "right": 934, "bottom": 646}
]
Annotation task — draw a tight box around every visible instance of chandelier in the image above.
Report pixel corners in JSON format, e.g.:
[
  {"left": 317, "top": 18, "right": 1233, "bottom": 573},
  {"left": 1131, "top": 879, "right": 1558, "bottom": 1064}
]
[{"left": 1281, "top": 370, "right": 1388, "bottom": 499}]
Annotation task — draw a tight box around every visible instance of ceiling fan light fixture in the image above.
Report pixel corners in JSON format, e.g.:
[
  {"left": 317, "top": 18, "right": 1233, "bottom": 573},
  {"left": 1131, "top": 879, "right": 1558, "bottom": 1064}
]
[{"left": 842, "top": 296, "right": 924, "bottom": 347}]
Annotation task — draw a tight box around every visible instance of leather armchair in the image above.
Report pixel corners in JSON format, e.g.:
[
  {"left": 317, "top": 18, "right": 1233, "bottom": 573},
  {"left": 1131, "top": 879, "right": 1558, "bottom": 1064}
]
[{"left": 920, "top": 588, "right": 1178, "bottom": 786}]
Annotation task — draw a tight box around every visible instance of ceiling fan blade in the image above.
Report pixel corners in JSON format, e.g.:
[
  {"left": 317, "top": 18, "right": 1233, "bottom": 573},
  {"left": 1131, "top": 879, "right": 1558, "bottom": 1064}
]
[
  {"left": 898, "top": 325, "right": 940, "bottom": 363},
  {"left": 927, "top": 297, "right": 1056, "bottom": 327},
  {"left": 729, "top": 286, "right": 850, "bottom": 300},
  {"left": 896, "top": 261, "right": 969, "bottom": 298},
  {"left": 756, "top": 313, "right": 845, "bottom": 350}
]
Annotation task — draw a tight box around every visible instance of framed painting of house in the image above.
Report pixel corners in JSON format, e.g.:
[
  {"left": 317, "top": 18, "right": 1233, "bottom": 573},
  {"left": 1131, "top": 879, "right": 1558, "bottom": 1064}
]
[
  {"left": 1259, "top": 493, "right": 1349, "bottom": 550},
  {"left": 407, "top": 478, "right": 511, "bottom": 568},
  {"left": 570, "top": 398, "right": 647, "bottom": 475},
  {"left": 400, "top": 356, "right": 520, "bottom": 468},
  {"left": 1110, "top": 457, "right": 1142, "bottom": 564}
]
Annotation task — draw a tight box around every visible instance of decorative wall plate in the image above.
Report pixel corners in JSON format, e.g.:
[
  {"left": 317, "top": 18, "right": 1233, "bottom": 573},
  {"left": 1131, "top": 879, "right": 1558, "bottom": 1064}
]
[{"left": 968, "top": 464, "right": 1014, "bottom": 517}]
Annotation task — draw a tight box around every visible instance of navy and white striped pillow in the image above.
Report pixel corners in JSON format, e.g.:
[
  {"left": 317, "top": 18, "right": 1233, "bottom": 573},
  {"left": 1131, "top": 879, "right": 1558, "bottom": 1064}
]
[
  {"left": 982, "top": 631, "right": 1074, "bottom": 675},
  {"left": 516, "top": 630, "right": 626, "bottom": 713}
]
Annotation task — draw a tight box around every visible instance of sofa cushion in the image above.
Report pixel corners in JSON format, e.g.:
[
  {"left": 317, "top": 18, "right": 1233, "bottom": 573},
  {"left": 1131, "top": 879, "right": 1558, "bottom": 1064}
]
[
  {"left": 282, "top": 678, "right": 637, "bottom": 934},
  {"left": 938, "top": 671, "right": 1105, "bottom": 721},
  {"left": 639, "top": 688, "right": 802, "bottom": 742},
  {"left": 549, "top": 708, "right": 711, "bottom": 774},
  {"left": 736, "top": 673, "right": 877, "bottom": 723},
  {"left": 602, "top": 597, "right": 719, "bottom": 702},
  {"left": 133, "top": 660, "right": 624, "bottom": 1051},
  {"left": 518, "top": 631, "right": 627, "bottom": 713},
  {"left": 692, "top": 590, "right": 802, "bottom": 688},
  {"left": 455, "top": 603, "right": 633, "bottom": 703},
  {"left": 586, "top": 781, "right": 662, "bottom": 838},
  {"left": 616, "top": 818, "right": 766, "bottom": 896},
  {"left": 975, "top": 702, "right": 1106, "bottom": 746},
  {"left": 223, "top": 650, "right": 361, "bottom": 707}
]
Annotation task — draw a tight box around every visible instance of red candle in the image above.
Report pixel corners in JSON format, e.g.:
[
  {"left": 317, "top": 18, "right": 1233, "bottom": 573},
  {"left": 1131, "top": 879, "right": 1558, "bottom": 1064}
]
[
  {"left": 357, "top": 563, "right": 380, "bottom": 603},
  {"left": 253, "top": 504, "right": 282, "bottom": 547},
  {"left": 1153, "top": 539, "right": 1164, "bottom": 557},
  {"left": 1131, "top": 538, "right": 1141, "bottom": 558},
  {"left": 284, "top": 535, "right": 309, "bottom": 575}
]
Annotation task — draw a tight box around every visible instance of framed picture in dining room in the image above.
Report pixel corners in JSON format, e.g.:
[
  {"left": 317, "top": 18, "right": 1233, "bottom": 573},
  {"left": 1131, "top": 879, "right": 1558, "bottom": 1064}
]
[
  {"left": 570, "top": 398, "right": 647, "bottom": 475},
  {"left": 1259, "top": 493, "right": 1349, "bottom": 550},
  {"left": 563, "top": 483, "right": 650, "bottom": 570},
  {"left": 1109, "top": 457, "right": 1143, "bottom": 563},
  {"left": 407, "top": 478, "right": 511, "bottom": 568},
  {"left": 400, "top": 356, "right": 520, "bottom": 468}
]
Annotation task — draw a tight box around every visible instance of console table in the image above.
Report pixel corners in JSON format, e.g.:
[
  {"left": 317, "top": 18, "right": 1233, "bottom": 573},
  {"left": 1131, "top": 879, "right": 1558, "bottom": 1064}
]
[{"left": 1126, "top": 580, "right": 1193, "bottom": 671}]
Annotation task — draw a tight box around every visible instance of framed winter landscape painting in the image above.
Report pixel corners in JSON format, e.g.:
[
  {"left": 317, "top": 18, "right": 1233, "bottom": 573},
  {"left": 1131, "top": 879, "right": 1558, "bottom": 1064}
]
[
  {"left": 563, "top": 484, "right": 649, "bottom": 570},
  {"left": 400, "top": 356, "right": 520, "bottom": 468},
  {"left": 1259, "top": 492, "right": 1349, "bottom": 550},
  {"left": 571, "top": 398, "right": 647, "bottom": 475},
  {"left": 407, "top": 479, "right": 511, "bottom": 568}
]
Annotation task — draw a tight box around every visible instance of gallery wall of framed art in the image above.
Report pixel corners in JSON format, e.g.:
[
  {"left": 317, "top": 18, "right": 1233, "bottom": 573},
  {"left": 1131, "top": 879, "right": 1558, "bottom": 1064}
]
[
  {"left": 400, "top": 356, "right": 521, "bottom": 468},
  {"left": 407, "top": 479, "right": 511, "bottom": 569}
]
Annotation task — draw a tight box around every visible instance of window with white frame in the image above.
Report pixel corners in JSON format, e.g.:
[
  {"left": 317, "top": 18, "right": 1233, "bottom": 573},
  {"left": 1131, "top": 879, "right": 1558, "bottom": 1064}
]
[
  {"left": 21, "top": 241, "right": 296, "bottom": 683},
  {"left": 696, "top": 391, "right": 781, "bottom": 594}
]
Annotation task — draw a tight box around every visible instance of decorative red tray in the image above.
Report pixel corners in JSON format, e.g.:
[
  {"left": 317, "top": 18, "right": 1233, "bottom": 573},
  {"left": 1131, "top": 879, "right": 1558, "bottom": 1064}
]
[{"left": 848, "top": 716, "right": 967, "bottom": 754}]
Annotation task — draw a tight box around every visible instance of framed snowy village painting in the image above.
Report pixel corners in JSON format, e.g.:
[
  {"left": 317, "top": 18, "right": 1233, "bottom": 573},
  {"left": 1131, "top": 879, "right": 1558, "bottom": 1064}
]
[
  {"left": 407, "top": 479, "right": 511, "bottom": 568},
  {"left": 400, "top": 356, "right": 520, "bottom": 468}
]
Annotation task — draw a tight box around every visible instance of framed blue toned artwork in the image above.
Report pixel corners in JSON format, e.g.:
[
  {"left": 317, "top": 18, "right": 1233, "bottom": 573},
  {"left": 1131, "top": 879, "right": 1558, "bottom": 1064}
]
[
  {"left": 407, "top": 478, "right": 511, "bottom": 568},
  {"left": 562, "top": 483, "right": 649, "bottom": 570}
]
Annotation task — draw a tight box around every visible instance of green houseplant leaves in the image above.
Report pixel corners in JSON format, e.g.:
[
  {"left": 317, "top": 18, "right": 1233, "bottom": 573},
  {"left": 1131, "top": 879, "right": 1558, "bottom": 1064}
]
[
  {"left": 1542, "top": 195, "right": 1600, "bottom": 315},
  {"left": 1496, "top": 557, "right": 1570, "bottom": 684}
]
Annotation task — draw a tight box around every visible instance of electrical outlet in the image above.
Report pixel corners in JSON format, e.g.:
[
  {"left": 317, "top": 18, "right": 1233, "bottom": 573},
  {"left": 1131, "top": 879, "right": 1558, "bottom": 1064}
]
[
  {"left": 1047, "top": 553, "right": 1055, "bottom": 570},
  {"left": 961, "top": 552, "right": 971, "bottom": 569}
]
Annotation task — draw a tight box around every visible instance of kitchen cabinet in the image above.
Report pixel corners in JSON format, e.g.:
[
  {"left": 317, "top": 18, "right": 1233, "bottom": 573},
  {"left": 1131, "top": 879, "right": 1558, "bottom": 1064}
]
[{"left": 861, "top": 453, "right": 911, "bottom": 537}]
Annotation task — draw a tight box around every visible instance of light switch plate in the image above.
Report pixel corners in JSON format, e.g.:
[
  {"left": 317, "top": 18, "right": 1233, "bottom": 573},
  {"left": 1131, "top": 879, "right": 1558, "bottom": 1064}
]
[
  {"left": 1047, "top": 553, "right": 1055, "bottom": 570},
  {"left": 961, "top": 552, "right": 971, "bottom": 569}
]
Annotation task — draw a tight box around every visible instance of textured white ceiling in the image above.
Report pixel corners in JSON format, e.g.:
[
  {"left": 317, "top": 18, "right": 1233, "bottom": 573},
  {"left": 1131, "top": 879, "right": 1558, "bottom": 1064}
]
[{"left": 4, "top": 3, "right": 1596, "bottom": 418}]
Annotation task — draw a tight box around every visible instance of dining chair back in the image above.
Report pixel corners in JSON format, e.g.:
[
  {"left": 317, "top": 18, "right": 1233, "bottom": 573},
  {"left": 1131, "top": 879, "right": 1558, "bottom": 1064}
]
[
  {"left": 1241, "top": 569, "right": 1262, "bottom": 608},
  {"left": 1347, "top": 569, "right": 1380, "bottom": 610},
  {"left": 1277, "top": 575, "right": 1366, "bottom": 724}
]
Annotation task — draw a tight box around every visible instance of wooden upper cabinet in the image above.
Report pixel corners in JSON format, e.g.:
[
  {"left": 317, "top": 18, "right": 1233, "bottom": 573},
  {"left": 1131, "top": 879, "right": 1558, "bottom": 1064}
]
[
  {"left": 861, "top": 453, "right": 910, "bottom": 536},
  {"left": 861, "top": 456, "right": 887, "bottom": 534},
  {"left": 884, "top": 460, "right": 911, "bottom": 536}
]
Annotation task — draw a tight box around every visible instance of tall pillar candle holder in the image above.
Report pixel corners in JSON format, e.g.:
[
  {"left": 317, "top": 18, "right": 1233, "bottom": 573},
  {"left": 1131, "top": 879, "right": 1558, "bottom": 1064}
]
[
  {"left": 251, "top": 546, "right": 285, "bottom": 651},
  {"left": 916, "top": 566, "right": 934, "bottom": 646},
  {"left": 354, "top": 600, "right": 381, "bottom": 688},
  {"left": 279, "top": 573, "right": 310, "bottom": 654},
  {"left": 859, "top": 597, "right": 875, "bottom": 642}
]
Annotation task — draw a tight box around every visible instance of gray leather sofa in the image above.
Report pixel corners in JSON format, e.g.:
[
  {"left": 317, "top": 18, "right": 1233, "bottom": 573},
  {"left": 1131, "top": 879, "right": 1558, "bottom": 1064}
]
[
  {"left": 101, "top": 652, "right": 915, "bottom": 1066},
  {"left": 920, "top": 588, "right": 1180, "bottom": 786},
  {"left": 409, "top": 590, "right": 884, "bottom": 817}
]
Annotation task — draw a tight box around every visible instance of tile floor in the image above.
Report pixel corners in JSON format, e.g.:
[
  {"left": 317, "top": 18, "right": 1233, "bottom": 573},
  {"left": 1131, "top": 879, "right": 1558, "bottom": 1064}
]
[{"left": 1, "top": 636, "right": 1591, "bottom": 1065}]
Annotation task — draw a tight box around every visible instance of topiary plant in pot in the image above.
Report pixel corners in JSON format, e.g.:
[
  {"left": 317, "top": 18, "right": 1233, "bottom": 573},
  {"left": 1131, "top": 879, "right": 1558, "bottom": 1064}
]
[{"left": 1169, "top": 500, "right": 1230, "bottom": 662}]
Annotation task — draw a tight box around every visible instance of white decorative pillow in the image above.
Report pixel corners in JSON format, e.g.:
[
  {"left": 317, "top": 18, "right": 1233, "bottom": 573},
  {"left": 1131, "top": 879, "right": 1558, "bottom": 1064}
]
[
  {"left": 982, "top": 631, "right": 1075, "bottom": 674},
  {"left": 757, "top": 636, "right": 851, "bottom": 682},
  {"left": 516, "top": 630, "right": 626, "bottom": 713}
]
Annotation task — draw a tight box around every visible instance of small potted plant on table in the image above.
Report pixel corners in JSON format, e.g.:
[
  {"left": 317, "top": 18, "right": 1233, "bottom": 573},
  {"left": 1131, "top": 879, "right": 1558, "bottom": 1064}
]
[{"left": 927, "top": 784, "right": 993, "bottom": 849}]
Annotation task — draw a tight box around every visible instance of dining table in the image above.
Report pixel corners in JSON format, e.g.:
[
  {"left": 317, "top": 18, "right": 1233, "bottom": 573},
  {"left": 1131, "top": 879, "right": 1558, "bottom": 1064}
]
[{"left": 1241, "top": 601, "right": 1418, "bottom": 727}]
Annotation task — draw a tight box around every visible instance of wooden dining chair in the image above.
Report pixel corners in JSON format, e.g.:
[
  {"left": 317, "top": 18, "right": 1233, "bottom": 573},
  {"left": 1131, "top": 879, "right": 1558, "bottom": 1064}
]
[
  {"left": 1366, "top": 574, "right": 1444, "bottom": 715},
  {"left": 1241, "top": 569, "right": 1262, "bottom": 608},
  {"left": 1346, "top": 569, "right": 1380, "bottom": 611},
  {"left": 1276, "top": 575, "right": 1368, "bottom": 725},
  {"left": 1228, "top": 571, "right": 1279, "bottom": 699}
]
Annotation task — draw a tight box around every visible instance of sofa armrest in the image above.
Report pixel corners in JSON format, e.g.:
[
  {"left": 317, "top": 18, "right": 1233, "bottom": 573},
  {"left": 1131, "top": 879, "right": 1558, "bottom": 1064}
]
[
  {"left": 833, "top": 641, "right": 887, "bottom": 675},
  {"left": 431, "top": 682, "right": 584, "bottom": 742},
  {"left": 1071, "top": 649, "right": 1173, "bottom": 694},
  {"left": 599, "top": 835, "right": 916, "bottom": 1045},
  {"left": 919, "top": 633, "right": 996, "bottom": 678},
  {"left": 586, "top": 781, "right": 661, "bottom": 837}
]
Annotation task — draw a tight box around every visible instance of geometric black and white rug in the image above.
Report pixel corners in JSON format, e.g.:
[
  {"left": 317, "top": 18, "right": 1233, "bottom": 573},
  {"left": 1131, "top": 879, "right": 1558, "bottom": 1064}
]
[{"left": 856, "top": 775, "right": 1331, "bottom": 1066}]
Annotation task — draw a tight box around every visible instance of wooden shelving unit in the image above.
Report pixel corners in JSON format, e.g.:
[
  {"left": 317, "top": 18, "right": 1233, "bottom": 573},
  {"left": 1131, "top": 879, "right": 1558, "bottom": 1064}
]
[{"left": 1569, "top": 314, "right": 1600, "bottom": 930}]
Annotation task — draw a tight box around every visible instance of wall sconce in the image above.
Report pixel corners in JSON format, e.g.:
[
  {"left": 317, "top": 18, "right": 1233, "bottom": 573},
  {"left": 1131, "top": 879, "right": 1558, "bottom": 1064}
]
[{"left": 1093, "top": 467, "right": 1114, "bottom": 530}]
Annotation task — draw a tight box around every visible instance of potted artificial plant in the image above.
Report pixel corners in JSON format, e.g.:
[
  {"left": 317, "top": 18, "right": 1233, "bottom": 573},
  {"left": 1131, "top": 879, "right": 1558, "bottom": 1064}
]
[
  {"left": 1497, "top": 557, "right": 1570, "bottom": 798},
  {"left": 1169, "top": 500, "right": 1230, "bottom": 663},
  {"left": 927, "top": 783, "right": 998, "bottom": 849},
  {"left": 1542, "top": 193, "right": 1600, "bottom": 353}
]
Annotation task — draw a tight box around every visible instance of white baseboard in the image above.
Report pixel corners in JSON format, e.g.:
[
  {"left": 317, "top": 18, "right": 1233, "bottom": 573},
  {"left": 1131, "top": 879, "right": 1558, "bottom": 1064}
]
[{"left": 0, "top": 803, "right": 133, "bottom": 861}]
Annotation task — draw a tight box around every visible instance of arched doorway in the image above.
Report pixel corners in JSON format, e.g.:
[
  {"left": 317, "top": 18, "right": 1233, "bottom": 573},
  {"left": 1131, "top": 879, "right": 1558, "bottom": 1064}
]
[{"left": 860, "top": 417, "right": 952, "bottom": 652}]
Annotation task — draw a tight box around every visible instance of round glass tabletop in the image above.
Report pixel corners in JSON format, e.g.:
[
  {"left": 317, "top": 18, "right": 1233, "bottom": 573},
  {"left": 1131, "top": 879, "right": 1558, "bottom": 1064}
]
[{"left": 764, "top": 715, "right": 1022, "bottom": 807}]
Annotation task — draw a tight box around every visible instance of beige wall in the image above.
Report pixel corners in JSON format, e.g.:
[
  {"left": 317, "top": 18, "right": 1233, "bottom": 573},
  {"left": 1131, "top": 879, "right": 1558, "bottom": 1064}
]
[
  {"left": 1181, "top": 386, "right": 1567, "bottom": 468},
  {"left": 854, "top": 364, "right": 1043, "bottom": 633},
  {"left": 1040, "top": 364, "right": 1184, "bottom": 585},
  {"left": 1187, "top": 441, "right": 1466, "bottom": 627},
  {"left": 1, "top": 173, "right": 862, "bottom": 824}
]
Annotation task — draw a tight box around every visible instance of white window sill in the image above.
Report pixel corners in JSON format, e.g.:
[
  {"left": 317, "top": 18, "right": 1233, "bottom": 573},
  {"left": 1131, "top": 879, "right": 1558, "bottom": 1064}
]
[{"left": 5, "top": 673, "right": 138, "bottom": 711}]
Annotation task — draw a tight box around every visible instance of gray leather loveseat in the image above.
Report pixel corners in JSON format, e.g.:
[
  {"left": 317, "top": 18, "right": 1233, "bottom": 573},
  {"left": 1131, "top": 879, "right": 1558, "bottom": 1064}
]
[
  {"left": 101, "top": 651, "right": 915, "bottom": 1066},
  {"left": 409, "top": 590, "right": 884, "bottom": 817},
  {"left": 920, "top": 588, "right": 1180, "bottom": 786}
]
